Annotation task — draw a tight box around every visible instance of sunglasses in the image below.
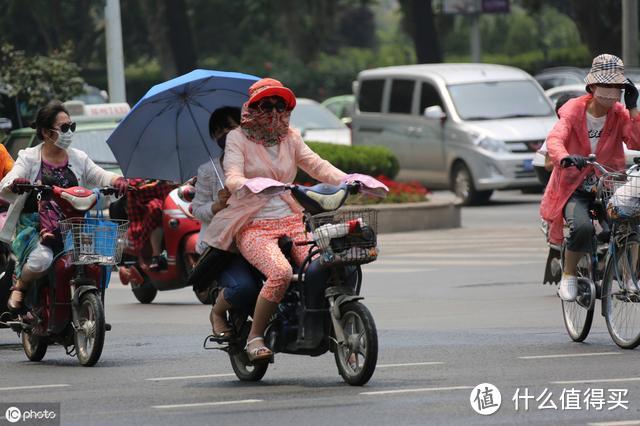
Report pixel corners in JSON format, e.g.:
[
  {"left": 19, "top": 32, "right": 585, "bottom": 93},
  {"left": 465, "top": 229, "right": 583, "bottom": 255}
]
[
  {"left": 52, "top": 122, "right": 76, "bottom": 133},
  {"left": 256, "top": 99, "right": 287, "bottom": 113}
]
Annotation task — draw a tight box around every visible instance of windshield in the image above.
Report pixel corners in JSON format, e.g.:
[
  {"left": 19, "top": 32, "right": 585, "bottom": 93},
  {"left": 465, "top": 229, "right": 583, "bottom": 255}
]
[
  {"left": 290, "top": 103, "right": 346, "bottom": 132},
  {"left": 70, "top": 128, "right": 118, "bottom": 165},
  {"left": 447, "top": 80, "right": 554, "bottom": 120}
]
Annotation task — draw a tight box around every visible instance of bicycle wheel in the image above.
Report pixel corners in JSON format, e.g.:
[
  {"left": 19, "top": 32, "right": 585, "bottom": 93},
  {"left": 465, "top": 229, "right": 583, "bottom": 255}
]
[
  {"left": 561, "top": 253, "right": 595, "bottom": 342},
  {"left": 604, "top": 240, "right": 640, "bottom": 349}
]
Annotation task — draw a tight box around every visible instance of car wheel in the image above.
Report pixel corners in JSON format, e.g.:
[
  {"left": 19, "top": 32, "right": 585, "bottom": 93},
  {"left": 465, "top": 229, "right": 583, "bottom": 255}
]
[{"left": 451, "top": 162, "right": 492, "bottom": 206}]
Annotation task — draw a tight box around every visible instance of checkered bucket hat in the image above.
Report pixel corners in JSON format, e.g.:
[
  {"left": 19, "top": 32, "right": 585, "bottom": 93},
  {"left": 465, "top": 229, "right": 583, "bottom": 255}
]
[{"left": 584, "top": 54, "right": 627, "bottom": 85}]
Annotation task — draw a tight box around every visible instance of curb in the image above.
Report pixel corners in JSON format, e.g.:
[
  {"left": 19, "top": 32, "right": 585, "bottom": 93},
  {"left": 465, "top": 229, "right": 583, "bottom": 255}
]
[{"left": 344, "top": 198, "right": 461, "bottom": 234}]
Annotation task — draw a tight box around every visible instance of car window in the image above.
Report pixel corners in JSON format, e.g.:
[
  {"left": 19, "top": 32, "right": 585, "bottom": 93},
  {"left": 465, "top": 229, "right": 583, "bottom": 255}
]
[
  {"left": 70, "top": 128, "right": 118, "bottom": 165},
  {"left": 448, "top": 80, "right": 554, "bottom": 120},
  {"left": 5, "top": 134, "right": 33, "bottom": 159},
  {"left": 419, "top": 82, "right": 444, "bottom": 114},
  {"left": 290, "top": 103, "right": 346, "bottom": 132},
  {"left": 358, "top": 79, "right": 385, "bottom": 113},
  {"left": 388, "top": 79, "right": 415, "bottom": 114}
]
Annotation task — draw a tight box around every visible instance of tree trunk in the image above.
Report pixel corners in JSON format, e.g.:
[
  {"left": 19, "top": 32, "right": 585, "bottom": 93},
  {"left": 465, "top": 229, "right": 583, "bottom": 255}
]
[
  {"left": 570, "top": 0, "right": 622, "bottom": 57},
  {"left": 138, "top": 0, "right": 176, "bottom": 79},
  {"left": 400, "top": 0, "right": 442, "bottom": 63},
  {"left": 163, "top": 0, "right": 197, "bottom": 75}
]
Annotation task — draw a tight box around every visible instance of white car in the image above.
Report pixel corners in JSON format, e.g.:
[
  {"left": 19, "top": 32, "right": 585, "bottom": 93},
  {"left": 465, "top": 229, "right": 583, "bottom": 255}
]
[{"left": 291, "top": 98, "right": 351, "bottom": 145}]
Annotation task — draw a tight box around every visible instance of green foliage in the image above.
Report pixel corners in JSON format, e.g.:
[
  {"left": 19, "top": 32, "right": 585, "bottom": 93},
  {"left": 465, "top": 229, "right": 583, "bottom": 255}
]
[
  {"left": 0, "top": 43, "right": 85, "bottom": 110},
  {"left": 296, "top": 142, "right": 399, "bottom": 183}
]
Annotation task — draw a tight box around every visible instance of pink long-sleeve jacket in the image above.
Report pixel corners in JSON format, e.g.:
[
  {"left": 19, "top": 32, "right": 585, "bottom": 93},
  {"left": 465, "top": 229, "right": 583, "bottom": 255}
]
[
  {"left": 203, "top": 127, "right": 346, "bottom": 250},
  {"left": 540, "top": 94, "right": 640, "bottom": 244}
]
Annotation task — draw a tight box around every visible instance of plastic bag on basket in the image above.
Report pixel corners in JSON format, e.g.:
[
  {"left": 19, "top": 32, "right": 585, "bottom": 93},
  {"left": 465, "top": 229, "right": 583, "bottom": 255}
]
[{"left": 607, "top": 172, "right": 640, "bottom": 221}]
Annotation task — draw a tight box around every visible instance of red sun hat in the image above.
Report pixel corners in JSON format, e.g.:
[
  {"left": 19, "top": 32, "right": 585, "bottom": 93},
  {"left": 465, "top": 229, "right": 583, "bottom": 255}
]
[{"left": 247, "top": 78, "right": 296, "bottom": 110}]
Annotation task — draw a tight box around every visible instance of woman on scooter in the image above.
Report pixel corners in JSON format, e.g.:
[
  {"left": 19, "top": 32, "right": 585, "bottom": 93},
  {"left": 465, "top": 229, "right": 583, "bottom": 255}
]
[
  {"left": 541, "top": 54, "right": 640, "bottom": 301},
  {"left": 193, "top": 106, "right": 263, "bottom": 338},
  {"left": 0, "top": 100, "right": 128, "bottom": 311},
  {"left": 202, "top": 78, "right": 347, "bottom": 361}
]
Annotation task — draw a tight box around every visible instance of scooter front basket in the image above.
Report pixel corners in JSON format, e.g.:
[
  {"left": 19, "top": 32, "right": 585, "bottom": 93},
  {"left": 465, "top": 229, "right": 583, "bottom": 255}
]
[{"left": 59, "top": 217, "right": 129, "bottom": 265}]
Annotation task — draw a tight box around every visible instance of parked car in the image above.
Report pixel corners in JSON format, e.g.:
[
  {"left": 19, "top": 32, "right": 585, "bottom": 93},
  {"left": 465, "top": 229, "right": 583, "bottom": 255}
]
[
  {"left": 321, "top": 94, "right": 355, "bottom": 126},
  {"left": 534, "top": 67, "right": 588, "bottom": 90},
  {"left": 351, "top": 63, "right": 556, "bottom": 205},
  {"left": 291, "top": 98, "right": 351, "bottom": 145},
  {"left": 544, "top": 84, "right": 586, "bottom": 105}
]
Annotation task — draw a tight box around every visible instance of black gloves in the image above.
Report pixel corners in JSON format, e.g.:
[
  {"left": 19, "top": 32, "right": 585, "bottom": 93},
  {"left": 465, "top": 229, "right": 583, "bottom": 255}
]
[
  {"left": 624, "top": 80, "right": 638, "bottom": 110},
  {"left": 560, "top": 155, "right": 587, "bottom": 170}
]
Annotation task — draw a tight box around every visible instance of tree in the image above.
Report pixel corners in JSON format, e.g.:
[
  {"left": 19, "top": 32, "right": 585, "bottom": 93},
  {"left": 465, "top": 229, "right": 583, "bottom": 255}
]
[
  {"left": 399, "top": 0, "right": 442, "bottom": 63},
  {"left": 0, "top": 43, "right": 85, "bottom": 111}
]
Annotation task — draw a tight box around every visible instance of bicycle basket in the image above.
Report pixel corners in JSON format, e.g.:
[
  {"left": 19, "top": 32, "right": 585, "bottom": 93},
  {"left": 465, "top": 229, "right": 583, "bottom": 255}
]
[
  {"left": 306, "top": 208, "right": 378, "bottom": 266},
  {"left": 602, "top": 173, "right": 640, "bottom": 224},
  {"left": 59, "top": 217, "right": 129, "bottom": 265}
]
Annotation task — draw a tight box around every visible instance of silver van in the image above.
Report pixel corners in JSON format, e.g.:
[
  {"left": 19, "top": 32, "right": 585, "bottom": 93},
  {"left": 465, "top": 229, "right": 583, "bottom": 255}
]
[{"left": 351, "top": 63, "right": 557, "bottom": 204}]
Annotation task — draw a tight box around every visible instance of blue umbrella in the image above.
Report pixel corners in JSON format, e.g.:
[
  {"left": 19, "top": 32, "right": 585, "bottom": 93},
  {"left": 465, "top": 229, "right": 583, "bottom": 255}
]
[{"left": 107, "top": 69, "right": 260, "bottom": 183}]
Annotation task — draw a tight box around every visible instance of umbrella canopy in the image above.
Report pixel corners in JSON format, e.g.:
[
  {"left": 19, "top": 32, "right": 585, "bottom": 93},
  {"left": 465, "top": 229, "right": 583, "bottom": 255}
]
[{"left": 107, "top": 69, "right": 260, "bottom": 182}]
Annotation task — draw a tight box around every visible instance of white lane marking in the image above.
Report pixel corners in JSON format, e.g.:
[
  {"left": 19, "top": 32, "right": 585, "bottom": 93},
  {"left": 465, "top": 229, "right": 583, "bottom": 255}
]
[
  {"left": 520, "top": 352, "right": 621, "bottom": 360},
  {"left": 361, "top": 385, "right": 472, "bottom": 396},
  {"left": 364, "top": 268, "right": 435, "bottom": 273},
  {"left": 383, "top": 252, "right": 546, "bottom": 259},
  {"left": 588, "top": 421, "right": 640, "bottom": 426},
  {"left": 378, "top": 362, "right": 444, "bottom": 368},
  {"left": 146, "top": 373, "right": 235, "bottom": 381},
  {"left": 153, "top": 399, "right": 263, "bottom": 409},
  {"left": 372, "top": 259, "right": 542, "bottom": 266},
  {"left": 0, "top": 384, "right": 71, "bottom": 391},
  {"left": 552, "top": 377, "right": 640, "bottom": 385}
]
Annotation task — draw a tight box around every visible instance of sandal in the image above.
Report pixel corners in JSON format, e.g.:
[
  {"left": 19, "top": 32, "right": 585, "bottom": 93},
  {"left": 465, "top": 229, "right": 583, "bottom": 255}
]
[
  {"left": 245, "top": 336, "right": 272, "bottom": 362},
  {"left": 209, "top": 309, "right": 234, "bottom": 339},
  {"left": 7, "top": 285, "right": 25, "bottom": 311}
]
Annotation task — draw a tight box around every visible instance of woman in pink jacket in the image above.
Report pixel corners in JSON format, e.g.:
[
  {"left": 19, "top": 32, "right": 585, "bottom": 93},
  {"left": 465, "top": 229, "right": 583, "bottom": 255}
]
[
  {"left": 541, "top": 54, "right": 640, "bottom": 301},
  {"left": 202, "top": 78, "right": 347, "bottom": 361}
]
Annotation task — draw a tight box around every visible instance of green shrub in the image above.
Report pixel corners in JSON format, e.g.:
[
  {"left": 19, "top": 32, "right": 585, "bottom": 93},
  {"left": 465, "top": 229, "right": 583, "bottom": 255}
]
[{"left": 296, "top": 142, "right": 399, "bottom": 183}]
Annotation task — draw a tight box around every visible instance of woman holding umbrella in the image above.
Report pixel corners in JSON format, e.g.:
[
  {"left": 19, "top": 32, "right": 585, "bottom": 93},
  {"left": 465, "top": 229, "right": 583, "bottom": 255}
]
[
  {"left": 1, "top": 100, "right": 128, "bottom": 311},
  {"left": 202, "top": 78, "right": 347, "bottom": 361}
]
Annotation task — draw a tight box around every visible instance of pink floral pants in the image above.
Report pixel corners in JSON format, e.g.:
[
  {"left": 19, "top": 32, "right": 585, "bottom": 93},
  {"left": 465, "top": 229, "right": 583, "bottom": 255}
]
[{"left": 236, "top": 214, "right": 309, "bottom": 303}]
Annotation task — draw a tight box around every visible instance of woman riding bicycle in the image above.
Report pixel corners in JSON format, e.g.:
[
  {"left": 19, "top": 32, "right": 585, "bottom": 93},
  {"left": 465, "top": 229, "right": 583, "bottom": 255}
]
[{"left": 541, "top": 54, "right": 640, "bottom": 301}]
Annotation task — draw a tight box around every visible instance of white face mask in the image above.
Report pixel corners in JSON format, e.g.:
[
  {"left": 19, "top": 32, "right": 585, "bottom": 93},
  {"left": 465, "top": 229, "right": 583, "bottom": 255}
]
[
  {"left": 594, "top": 86, "right": 622, "bottom": 109},
  {"left": 53, "top": 130, "right": 74, "bottom": 150}
]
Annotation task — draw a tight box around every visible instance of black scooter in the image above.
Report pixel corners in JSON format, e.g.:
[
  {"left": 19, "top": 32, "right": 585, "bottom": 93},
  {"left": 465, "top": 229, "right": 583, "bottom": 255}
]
[{"left": 204, "top": 180, "right": 384, "bottom": 386}]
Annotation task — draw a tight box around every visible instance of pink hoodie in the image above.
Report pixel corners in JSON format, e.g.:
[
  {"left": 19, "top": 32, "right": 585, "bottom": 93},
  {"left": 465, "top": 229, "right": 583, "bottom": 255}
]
[{"left": 540, "top": 94, "right": 640, "bottom": 244}]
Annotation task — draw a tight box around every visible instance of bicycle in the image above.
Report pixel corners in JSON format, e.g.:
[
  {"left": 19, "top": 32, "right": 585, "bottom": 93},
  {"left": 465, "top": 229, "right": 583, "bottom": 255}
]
[{"left": 561, "top": 154, "right": 640, "bottom": 348}]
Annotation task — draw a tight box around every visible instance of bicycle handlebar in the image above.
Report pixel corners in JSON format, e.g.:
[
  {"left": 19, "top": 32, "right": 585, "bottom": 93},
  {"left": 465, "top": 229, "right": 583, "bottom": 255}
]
[{"left": 14, "top": 183, "right": 120, "bottom": 196}]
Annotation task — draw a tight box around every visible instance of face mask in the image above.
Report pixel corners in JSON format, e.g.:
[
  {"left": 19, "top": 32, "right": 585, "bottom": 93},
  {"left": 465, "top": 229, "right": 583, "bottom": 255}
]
[
  {"left": 594, "top": 86, "right": 622, "bottom": 109},
  {"left": 53, "top": 130, "right": 73, "bottom": 150}
]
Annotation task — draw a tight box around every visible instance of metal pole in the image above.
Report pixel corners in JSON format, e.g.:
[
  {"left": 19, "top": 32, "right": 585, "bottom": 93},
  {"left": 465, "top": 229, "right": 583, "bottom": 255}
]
[
  {"left": 623, "top": 0, "right": 639, "bottom": 67},
  {"left": 470, "top": 13, "right": 482, "bottom": 63},
  {"left": 105, "top": 0, "right": 127, "bottom": 102}
]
